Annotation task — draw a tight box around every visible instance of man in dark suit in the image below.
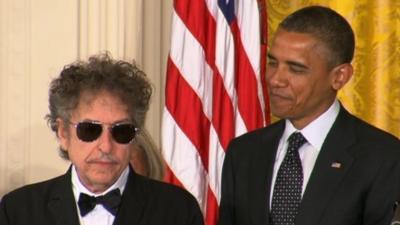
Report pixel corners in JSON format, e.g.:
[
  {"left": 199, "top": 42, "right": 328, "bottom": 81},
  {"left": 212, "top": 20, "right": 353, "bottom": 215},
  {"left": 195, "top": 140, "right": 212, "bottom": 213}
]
[
  {"left": 218, "top": 5, "right": 400, "bottom": 225},
  {"left": 0, "top": 53, "right": 204, "bottom": 225}
]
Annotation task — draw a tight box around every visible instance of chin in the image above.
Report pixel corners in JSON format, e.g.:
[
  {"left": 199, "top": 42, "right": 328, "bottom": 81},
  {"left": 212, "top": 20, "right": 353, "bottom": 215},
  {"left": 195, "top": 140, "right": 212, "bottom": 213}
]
[
  {"left": 90, "top": 168, "right": 117, "bottom": 180},
  {"left": 91, "top": 175, "right": 117, "bottom": 187},
  {"left": 270, "top": 107, "right": 289, "bottom": 119}
]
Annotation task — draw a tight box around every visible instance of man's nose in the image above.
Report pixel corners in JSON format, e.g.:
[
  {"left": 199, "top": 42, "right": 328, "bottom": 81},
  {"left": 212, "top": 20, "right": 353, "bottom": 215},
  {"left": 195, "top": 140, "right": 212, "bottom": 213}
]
[
  {"left": 98, "top": 127, "right": 113, "bottom": 153},
  {"left": 267, "top": 66, "right": 286, "bottom": 88}
]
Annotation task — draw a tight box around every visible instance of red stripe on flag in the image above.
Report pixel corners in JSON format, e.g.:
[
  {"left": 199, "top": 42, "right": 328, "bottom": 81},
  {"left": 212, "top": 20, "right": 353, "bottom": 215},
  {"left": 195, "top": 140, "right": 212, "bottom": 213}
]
[
  {"left": 174, "top": 0, "right": 235, "bottom": 154},
  {"left": 205, "top": 186, "right": 219, "bottom": 225},
  {"left": 260, "top": 42, "right": 270, "bottom": 124},
  {"left": 164, "top": 165, "right": 185, "bottom": 188},
  {"left": 165, "top": 58, "right": 211, "bottom": 170},
  {"left": 258, "top": 0, "right": 271, "bottom": 123},
  {"left": 212, "top": 72, "right": 235, "bottom": 150},
  {"left": 174, "top": 0, "right": 216, "bottom": 64},
  {"left": 175, "top": 0, "right": 236, "bottom": 150},
  {"left": 163, "top": 1, "right": 269, "bottom": 225},
  {"left": 231, "top": 21, "right": 265, "bottom": 130}
]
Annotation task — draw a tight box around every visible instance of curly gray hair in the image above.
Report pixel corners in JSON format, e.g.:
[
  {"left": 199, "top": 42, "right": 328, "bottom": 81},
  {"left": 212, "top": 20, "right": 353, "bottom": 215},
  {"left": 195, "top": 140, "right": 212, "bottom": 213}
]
[{"left": 45, "top": 53, "right": 153, "bottom": 160}]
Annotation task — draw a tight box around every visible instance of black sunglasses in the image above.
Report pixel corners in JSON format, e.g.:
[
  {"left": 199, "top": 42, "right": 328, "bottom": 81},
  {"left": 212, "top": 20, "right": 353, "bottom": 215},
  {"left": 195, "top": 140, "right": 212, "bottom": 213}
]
[{"left": 69, "top": 121, "right": 138, "bottom": 144}]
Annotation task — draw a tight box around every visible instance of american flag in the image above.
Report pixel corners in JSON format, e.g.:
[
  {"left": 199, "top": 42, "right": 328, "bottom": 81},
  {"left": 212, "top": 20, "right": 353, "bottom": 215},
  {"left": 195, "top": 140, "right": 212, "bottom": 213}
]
[{"left": 162, "top": 0, "right": 269, "bottom": 224}]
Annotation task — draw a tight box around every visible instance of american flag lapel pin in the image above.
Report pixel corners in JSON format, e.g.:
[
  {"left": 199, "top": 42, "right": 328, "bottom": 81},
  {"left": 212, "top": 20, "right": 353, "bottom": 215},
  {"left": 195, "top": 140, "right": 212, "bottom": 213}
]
[{"left": 331, "top": 162, "right": 341, "bottom": 169}]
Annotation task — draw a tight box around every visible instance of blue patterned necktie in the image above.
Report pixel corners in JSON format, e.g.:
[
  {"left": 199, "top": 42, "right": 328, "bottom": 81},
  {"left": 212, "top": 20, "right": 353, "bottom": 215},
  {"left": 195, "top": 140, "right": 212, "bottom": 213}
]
[{"left": 271, "top": 132, "right": 307, "bottom": 225}]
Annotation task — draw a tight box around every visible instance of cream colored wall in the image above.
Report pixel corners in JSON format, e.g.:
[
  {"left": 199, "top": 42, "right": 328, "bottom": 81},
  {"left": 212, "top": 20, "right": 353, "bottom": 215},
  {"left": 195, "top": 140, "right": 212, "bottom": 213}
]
[{"left": 0, "top": 0, "right": 172, "bottom": 195}]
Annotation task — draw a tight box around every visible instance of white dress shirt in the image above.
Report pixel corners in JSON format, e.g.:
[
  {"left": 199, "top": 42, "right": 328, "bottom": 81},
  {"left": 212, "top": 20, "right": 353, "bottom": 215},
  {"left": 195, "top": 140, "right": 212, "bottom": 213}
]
[
  {"left": 269, "top": 100, "right": 340, "bottom": 206},
  {"left": 71, "top": 166, "right": 129, "bottom": 225}
]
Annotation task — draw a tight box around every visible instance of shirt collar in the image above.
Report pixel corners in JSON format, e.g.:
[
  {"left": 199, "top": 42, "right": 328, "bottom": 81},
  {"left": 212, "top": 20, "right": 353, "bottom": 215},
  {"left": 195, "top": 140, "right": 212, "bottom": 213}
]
[
  {"left": 284, "top": 99, "right": 340, "bottom": 151},
  {"left": 71, "top": 165, "right": 129, "bottom": 202}
]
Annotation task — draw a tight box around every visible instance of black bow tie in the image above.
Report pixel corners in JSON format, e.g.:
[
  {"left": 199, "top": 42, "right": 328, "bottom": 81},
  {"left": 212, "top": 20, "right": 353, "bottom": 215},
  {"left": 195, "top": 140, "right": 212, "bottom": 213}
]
[{"left": 78, "top": 188, "right": 122, "bottom": 217}]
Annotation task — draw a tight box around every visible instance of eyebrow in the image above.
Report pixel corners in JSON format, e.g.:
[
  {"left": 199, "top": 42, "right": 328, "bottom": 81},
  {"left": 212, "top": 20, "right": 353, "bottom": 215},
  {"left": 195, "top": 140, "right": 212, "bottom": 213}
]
[
  {"left": 82, "top": 118, "right": 132, "bottom": 124},
  {"left": 267, "top": 53, "right": 276, "bottom": 60},
  {"left": 267, "top": 53, "right": 309, "bottom": 70},
  {"left": 286, "top": 61, "right": 309, "bottom": 70}
]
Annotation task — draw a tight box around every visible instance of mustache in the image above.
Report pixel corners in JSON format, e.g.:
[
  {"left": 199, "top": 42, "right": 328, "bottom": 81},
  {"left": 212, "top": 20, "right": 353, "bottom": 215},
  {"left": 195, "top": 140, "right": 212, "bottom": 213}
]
[{"left": 87, "top": 152, "right": 118, "bottom": 163}]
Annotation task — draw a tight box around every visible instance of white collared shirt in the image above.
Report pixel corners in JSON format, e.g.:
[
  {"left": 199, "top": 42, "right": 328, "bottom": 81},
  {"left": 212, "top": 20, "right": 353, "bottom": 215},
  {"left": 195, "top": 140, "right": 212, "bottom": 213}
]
[
  {"left": 71, "top": 166, "right": 129, "bottom": 225},
  {"left": 269, "top": 100, "right": 340, "bottom": 206}
]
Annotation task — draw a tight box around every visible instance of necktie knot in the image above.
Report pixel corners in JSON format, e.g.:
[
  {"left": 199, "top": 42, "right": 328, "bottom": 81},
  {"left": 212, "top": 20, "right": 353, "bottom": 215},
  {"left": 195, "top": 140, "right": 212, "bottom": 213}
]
[
  {"left": 287, "top": 132, "right": 307, "bottom": 153},
  {"left": 78, "top": 188, "right": 122, "bottom": 217}
]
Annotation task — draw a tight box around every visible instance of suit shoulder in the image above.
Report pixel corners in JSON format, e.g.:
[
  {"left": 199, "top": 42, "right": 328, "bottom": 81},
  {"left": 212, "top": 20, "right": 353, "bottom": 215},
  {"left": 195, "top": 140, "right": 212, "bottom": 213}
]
[
  {"left": 132, "top": 175, "right": 204, "bottom": 223},
  {"left": 227, "top": 120, "right": 284, "bottom": 154},
  {"left": 236, "top": 120, "right": 283, "bottom": 140},
  {"left": 352, "top": 116, "right": 400, "bottom": 146},
  {"left": 0, "top": 174, "right": 66, "bottom": 217},
  {"left": 348, "top": 115, "right": 400, "bottom": 157},
  {"left": 2, "top": 174, "right": 64, "bottom": 201},
  {"left": 125, "top": 175, "right": 204, "bottom": 225},
  {"left": 135, "top": 175, "right": 199, "bottom": 205}
]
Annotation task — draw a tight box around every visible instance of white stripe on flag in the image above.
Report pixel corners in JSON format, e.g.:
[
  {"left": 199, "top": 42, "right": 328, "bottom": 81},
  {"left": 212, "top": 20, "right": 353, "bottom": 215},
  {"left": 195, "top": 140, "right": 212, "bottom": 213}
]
[
  {"left": 163, "top": 1, "right": 268, "bottom": 225},
  {"left": 162, "top": 110, "right": 208, "bottom": 210},
  {"left": 170, "top": 10, "right": 213, "bottom": 119}
]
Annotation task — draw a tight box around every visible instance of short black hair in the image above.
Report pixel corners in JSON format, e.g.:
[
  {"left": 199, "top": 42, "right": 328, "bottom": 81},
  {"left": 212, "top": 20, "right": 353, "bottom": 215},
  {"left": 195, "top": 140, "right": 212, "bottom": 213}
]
[{"left": 279, "top": 5, "right": 355, "bottom": 67}]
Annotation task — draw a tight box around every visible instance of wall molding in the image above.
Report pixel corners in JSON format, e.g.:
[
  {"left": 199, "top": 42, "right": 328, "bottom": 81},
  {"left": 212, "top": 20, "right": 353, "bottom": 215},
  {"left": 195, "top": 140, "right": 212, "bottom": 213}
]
[{"left": 0, "top": 0, "right": 31, "bottom": 194}]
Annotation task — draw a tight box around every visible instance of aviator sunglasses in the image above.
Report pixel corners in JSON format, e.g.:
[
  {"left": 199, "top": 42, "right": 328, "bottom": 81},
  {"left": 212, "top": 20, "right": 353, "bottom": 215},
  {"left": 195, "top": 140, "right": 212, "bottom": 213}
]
[{"left": 69, "top": 121, "right": 138, "bottom": 144}]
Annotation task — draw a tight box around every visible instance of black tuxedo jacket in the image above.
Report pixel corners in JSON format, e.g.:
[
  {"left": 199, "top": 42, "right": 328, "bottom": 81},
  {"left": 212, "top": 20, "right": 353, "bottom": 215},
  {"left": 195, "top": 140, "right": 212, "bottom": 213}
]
[
  {"left": 218, "top": 106, "right": 400, "bottom": 225},
  {"left": 0, "top": 167, "right": 204, "bottom": 225}
]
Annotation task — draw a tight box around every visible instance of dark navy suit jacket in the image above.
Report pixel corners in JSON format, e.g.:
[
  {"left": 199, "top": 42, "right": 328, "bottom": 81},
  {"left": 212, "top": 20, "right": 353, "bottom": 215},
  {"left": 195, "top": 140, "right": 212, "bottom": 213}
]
[
  {"left": 218, "top": 105, "right": 400, "bottom": 225},
  {"left": 0, "top": 167, "right": 204, "bottom": 225}
]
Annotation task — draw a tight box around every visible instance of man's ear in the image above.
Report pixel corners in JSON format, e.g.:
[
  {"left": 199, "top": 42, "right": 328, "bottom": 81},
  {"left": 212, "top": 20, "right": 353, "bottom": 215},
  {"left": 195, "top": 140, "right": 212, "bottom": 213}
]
[
  {"left": 56, "top": 118, "right": 69, "bottom": 151},
  {"left": 331, "top": 63, "right": 353, "bottom": 91}
]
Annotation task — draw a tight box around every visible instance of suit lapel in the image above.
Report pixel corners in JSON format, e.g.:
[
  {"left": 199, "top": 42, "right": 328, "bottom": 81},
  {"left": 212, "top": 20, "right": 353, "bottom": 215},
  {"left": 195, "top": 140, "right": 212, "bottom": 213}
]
[
  {"left": 47, "top": 168, "right": 81, "bottom": 225},
  {"left": 249, "top": 121, "right": 285, "bottom": 225},
  {"left": 296, "top": 107, "right": 356, "bottom": 225},
  {"left": 113, "top": 167, "right": 146, "bottom": 225}
]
